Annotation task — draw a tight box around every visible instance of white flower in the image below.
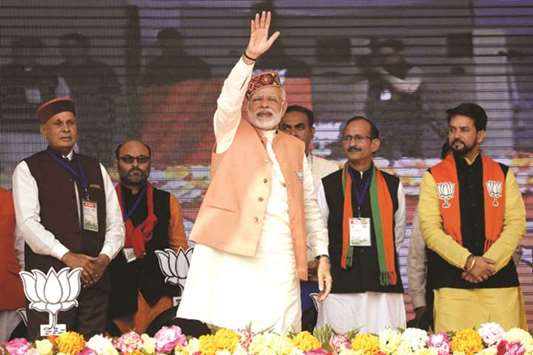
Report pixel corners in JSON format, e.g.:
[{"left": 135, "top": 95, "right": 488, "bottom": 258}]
[
  {"left": 414, "top": 348, "right": 438, "bottom": 355},
  {"left": 476, "top": 347, "right": 498, "bottom": 355},
  {"left": 478, "top": 323, "right": 505, "bottom": 346},
  {"left": 176, "top": 338, "right": 199, "bottom": 355},
  {"left": 503, "top": 328, "right": 533, "bottom": 346},
  {"left": 141, "top": 334, "right": 156, "bottom": 354},
  {"left": 87, "top": 334, "right": 117, "bottom": 355},
  {"left": 402, "top": 328, "right": 429, "bottom": 352},
  {"left": 232, "top": 344, "right": 249, "bottom": 355},
  {"left": 155, "top": 248, "right": 194, "bottom": 291},
  {"left": 379, "top": 328, "right": 403, "bottom": 354},
  {"left": 35, "top": 339, "right": 54, "bottom": 355},
  {"left": 396, "top": 341, "right": 416, "bottom": 355}
]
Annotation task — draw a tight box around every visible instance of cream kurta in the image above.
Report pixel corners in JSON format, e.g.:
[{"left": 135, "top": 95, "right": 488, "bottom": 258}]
[{"left": 177, "top": 58, "right": 328, "bottom": 334}]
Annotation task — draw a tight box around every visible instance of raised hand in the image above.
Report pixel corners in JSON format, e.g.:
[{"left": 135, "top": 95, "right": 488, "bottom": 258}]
[{"left": 244, "top": 11, "right": 280, "bottom": 62}]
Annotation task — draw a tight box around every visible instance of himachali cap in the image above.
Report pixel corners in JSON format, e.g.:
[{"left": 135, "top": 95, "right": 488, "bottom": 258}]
[
  {"left": 246, "top": 71, "right": 282, "bottom": 99},
  {"left": 36, "top": 97, "right": 76, "bottom": 124}
]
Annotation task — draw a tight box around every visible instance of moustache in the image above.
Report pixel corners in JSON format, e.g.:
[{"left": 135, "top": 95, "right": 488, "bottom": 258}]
[
  {"left": 127, "top": 168, "right": 145, "bottom": 176},
  {"left": 451, "top": 139, "right": 464, "bottom": 146},
  {"left": 347, "top": 147, "right": 362, "bottom": 152}
]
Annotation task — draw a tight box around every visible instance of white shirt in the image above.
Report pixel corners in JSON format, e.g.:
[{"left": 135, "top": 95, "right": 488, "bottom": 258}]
[{"left": 12, "top": 150, "right": 124, "bottom": 261}]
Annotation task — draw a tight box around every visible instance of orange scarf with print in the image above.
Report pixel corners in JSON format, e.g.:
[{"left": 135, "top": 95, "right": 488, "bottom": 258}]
[{"left": 431, "top": 153, "right": 505, "bottom": 251}]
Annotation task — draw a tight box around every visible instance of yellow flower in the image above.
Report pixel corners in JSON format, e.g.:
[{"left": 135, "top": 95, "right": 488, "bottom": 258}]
[
  {"left": 199, "top": 334, "right": 218, "bottom": 355},
  {"left": 292, "top": 331, "right": 321, "bottom": 352},
  {"left": 56, "top": 331, "right": 86, "bottom": 355},
  {"left": 450, "top": 329, "right": 484, "bottom": 355},
  {"left": 351, "top": 333, "right": 380, "bottom": 354},
  {"left": 35, "top": 339, "right": 54, "bottom": 355},
  {"left": 214, "top": 328, "right": 240, "bottom": 353}
]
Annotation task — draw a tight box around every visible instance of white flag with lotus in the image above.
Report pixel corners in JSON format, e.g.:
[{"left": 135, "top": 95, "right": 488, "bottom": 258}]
[
  {"left": 19, "top": 267, "right": 82, "bottom": 336},
  {"left": 155, "top": 248, "right": 194, "bottom": 306}
]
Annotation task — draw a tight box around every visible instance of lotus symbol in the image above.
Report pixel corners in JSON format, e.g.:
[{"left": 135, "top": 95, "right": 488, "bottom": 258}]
[
  {"left": 437, "top": 182, "right": 455, "bottom": 208},
  {"left": 19, "top": 267, "right": 82, "bottom": 335},
  {"left": 486, "top": 180, "right": 503, "bottom": 207},
  {"left": 155, "top": 248, "right": 193, "bottom": 293}
]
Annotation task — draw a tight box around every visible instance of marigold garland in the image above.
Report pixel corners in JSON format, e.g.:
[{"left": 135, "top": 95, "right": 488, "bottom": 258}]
[
  {"left": 198, "top": 334, "right": 218, "bottom": 355},
  {"left": 214, "top": 328, "right": 241, "bottom": 353},
  {"left": 55, "top": 331, "right": 86, "bottom": 355},
  {"left": 450, "top": 328, "right": 484, "bottom": 355},
  {"left": 292, "top": 331, "right": 321, "bottom": 352},
  {"left": 351, "top": 333, "right": 381, "bottom": 354}
]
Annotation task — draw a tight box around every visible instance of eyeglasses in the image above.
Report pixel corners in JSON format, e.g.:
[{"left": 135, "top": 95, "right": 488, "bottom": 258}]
[
  {"left": 118, "top": 155, "right": 151, "bottom": 164},
  {"left": 342, "top": 134, "right": 372, "bottom": 143}
]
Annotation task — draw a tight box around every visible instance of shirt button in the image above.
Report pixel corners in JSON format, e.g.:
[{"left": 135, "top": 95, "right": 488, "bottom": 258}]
[
  {"left": 263, "top": 178, "right": 268, "bottom": 183},
  {"left": 258, "top": 197, "right": 264, "bottom": 202},
  {"left": 254, "top": 217, "right": 260, "bottom": 223},
  {"left": 282, "top": 183, "right": 287, "bottom": 187}
]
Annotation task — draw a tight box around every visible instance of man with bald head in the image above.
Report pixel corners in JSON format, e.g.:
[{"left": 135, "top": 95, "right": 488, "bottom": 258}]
[
  {"left": 12, "top": 97, "right": 124, "bottom": 339},
  {"left": 108, "top": 139, "right": 188, "bottom": 334},
  {"left": 177, "top": 12, "right": 331, "bottom": 334}
]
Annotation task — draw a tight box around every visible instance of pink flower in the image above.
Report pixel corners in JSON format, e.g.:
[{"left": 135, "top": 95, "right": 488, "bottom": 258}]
[
  {"left": 329, "top": 335, "right": 351, "bottom": 353},
  {"left": 497, "top": 340, "right": 526, "bottom": 355},
  {"left": 78, "top": 347, "right": 97, "bottom": 355},
  {"left": 113, "top": 331, "right": 143, "bottom": 353},
  {"left": 237, "top": 328, "right": 255, "bottom": 351},
  {"left": 427, "top": 332, "right": 450, "bottom": 355},
  {"left": 5, "top": 338, "right": 32, "bottom": 355},
  {"left": 154, "top": 325, "right": 187, "bottom": 353}
]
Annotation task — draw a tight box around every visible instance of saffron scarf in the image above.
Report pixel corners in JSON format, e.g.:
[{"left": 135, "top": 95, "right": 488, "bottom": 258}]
[
  {"left": 341, "top": 164, "right": 397, "bottom": 286},
  {"left": 431, "top": 153, "right": 505, "bottom": 251},
  {"left": 116, "top": 183, "right": 158, "bottom": 258}
]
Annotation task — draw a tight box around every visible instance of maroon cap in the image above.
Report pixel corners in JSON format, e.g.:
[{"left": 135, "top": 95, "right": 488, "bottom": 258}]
[
  {"left": 36, "top": 97, "right": 76, "bottom": 124},
  {"left": 246, "top": 71, "right": 282, "bottom": 99}
]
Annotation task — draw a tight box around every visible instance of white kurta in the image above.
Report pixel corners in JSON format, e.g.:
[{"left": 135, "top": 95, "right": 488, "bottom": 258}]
[
  {"left": 176, "top": 57, "right": 328, "bottom": 334},
  {"left": 178, "top": 132, "right": 302, "bottom": 333}
]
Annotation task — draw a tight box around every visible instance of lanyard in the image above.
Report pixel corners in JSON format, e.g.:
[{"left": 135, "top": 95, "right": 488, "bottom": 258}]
[
  {"left": 46, "top": 149, "right": 89, "bottom": 199},
  {"left": 120, "top": 185, "right": 147, "bottom": 222},
  {"left": 352, "top": 169, "right": 372, "bottom": 217}
]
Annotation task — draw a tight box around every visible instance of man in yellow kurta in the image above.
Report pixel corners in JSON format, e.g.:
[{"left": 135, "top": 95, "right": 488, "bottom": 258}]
[{"left": 418, "top": 103, "right": 527, "bottom": 332}]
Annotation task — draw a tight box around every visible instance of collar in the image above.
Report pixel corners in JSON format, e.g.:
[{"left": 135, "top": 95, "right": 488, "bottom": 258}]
[
  {"left": 348, "top": 162, "right": 374, "bottom": 180},
  {"left": 464, "top": 151, "right": 480, "bottom": 166},
  {"left": 47, "top": 146, "right": 75, "bottom": 161}
]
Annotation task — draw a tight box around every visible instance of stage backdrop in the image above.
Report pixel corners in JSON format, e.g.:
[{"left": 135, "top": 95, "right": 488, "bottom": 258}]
[{"left": 0, "top": 0, "right": 532, "bottom": 328}]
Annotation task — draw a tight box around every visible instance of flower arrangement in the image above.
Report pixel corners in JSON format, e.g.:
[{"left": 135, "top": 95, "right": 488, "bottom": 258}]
[{"left": 1, "top": 323, "right": 531, "bottom": 355}]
